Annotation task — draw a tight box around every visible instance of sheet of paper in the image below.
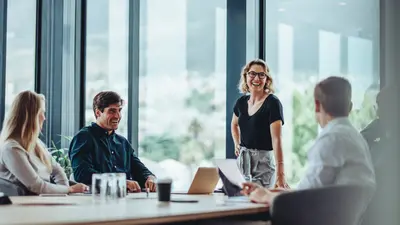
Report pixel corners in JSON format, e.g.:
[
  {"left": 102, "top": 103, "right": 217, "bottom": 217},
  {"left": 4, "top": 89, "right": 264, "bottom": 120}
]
[{"left": 214, "top": 159, "right": 245, "bottom": 187}]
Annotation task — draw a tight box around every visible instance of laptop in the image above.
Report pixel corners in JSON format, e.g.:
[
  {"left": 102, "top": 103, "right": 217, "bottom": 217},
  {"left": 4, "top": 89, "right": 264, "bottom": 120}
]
[
  {"left": 172, "top": 167, "right": 220, "bottom": 194},
  {"left": 218, "top": 168, "right": 251, "bottom": 202}
]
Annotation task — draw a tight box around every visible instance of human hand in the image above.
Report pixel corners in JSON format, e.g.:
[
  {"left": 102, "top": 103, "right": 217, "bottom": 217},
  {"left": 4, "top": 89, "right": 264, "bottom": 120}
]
[
  {"left": 145, "top": 176, "right": 156, "bottom": 192},
  {"left": 68, "top": 183, "right": 89, "bottom": 193},
  {"left": 241, "top": 182, "right": 262, "bottom": 196},
  {"left": 234, "top": 145, "right": 240, "bottom": 157},
  {"left": 126, "top": 180, "right": 141, "bottom": 193},
  {"left": 270, "top": 187, "right": 288, "bottom": 192},
  {"left": 274, "top": 175, "right": 290, "bottom": 189},
  {"left": 241, "top": 182, "right": 271, "bottom": 204},
  {"left": 242, "top": 182, "right": 281, "bottom": 205}
]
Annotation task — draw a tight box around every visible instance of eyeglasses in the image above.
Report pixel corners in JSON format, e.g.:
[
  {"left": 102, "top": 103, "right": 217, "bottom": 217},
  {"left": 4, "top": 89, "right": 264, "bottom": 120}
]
[{"left": 247, "top": 71, "right": 267, "bottom": 79}]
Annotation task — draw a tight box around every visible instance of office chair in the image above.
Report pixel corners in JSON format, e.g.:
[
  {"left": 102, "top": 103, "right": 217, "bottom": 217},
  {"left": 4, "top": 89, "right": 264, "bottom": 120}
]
[{"left": 270, "top": 184, "right": 374, "bottom": 225}]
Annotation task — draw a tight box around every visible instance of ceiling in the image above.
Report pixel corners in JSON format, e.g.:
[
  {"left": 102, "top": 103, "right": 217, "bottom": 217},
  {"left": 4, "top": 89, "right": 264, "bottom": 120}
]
[{"left": 267, "top": 0, "right": 379, "bottom": 38}]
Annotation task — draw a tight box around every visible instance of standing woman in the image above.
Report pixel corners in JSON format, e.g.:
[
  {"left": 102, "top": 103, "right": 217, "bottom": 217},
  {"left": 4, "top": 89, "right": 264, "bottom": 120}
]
[
  {"left": 231, "top": 59, "right": 288, "bottom": 188},
  {"left": 0, "top": 90, "right": 87, "bottom": 194}
]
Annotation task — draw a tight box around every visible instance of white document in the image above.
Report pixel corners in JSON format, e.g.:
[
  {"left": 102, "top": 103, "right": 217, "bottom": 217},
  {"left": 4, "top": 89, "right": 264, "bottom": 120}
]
[{"left": 215, "top": 159, "right": 245, "bottom": 187}]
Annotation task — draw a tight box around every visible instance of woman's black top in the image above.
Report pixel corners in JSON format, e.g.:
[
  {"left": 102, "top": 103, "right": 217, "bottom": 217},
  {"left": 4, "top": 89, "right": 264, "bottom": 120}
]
[{"left": 233, "top": 94, "right": 284, "bottom": 151}]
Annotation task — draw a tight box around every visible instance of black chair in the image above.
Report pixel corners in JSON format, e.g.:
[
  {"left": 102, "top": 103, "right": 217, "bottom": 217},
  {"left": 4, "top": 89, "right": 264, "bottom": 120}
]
[
  {"left": 270, "top": 185, "right": 374, "bottom": 225},
  {"left": 0, "top": 178, "right": 35, "bottom": 196}
]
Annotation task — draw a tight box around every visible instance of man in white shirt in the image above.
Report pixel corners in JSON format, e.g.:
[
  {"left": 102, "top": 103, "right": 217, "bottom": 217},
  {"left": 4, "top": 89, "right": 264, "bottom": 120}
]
[{"left": 242, "top": 76, "right": 376, "bottom": 204}]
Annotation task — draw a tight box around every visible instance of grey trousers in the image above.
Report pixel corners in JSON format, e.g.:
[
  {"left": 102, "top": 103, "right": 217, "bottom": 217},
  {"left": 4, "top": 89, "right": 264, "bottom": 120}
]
[{"left": 237, "top": 147, "right": 276, "bottom": 188}]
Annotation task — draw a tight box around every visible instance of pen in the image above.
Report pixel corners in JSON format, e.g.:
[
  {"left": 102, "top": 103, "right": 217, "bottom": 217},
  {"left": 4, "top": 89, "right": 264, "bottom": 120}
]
[{"left": 146, "top": 188, "right": 149, "bottom": 198}]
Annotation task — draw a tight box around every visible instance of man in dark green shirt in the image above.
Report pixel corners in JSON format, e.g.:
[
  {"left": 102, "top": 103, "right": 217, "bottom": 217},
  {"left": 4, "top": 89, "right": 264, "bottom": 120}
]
[{"left": 69, "top": 91, "right": 156, "bottom": 192}]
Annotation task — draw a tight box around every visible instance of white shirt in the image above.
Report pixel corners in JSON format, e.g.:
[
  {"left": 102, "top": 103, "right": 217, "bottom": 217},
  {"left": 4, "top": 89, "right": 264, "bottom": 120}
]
[{"left": 297, "top": 117, "right": 376, "bottom": 190}]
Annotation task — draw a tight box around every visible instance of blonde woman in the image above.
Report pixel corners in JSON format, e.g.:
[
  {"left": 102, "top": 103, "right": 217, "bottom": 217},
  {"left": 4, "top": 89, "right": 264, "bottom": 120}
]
[
  {"left": 231, "top": 59, "right": 289, "bottom": 188},
  {"left": 0, "top": 91, "right": 87, "bottom": 194}
]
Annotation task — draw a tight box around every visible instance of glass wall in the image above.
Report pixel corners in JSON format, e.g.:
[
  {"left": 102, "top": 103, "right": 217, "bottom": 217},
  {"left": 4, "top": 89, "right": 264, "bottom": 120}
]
[
  {"left": 5, "top": 0, "right": 36, "bottom": 113},
  {"left": 138, "top": 0, "right": 227, "bottom": 190},
  {"left": 61, "top": 0, "right": 79, "bottom": 142},
  {"left": 265, "top": 0, "right": 380, "bottom": 185},
  {"left": 85, "top": 0, "right": 129, "bottom": 136},
  {"left": 0, "top": 0, "right": 385, "bottom": 192}
]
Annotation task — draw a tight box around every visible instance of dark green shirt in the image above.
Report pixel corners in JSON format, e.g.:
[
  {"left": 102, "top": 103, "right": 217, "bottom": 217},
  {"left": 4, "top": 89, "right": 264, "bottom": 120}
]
[{"left": 68, "top": 123, "right": 154, "bottom": 186}]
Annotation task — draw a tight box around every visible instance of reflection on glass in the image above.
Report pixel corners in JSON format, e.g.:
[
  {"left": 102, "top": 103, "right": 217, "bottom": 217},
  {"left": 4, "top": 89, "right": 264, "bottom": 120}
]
[
  {"left": 5, "top": 0, "right": 36, "bottom": 113},
  {"left": 265, "top": 0, "right": 380, "bottom": 185},
  {"left": 85, "top": 0, "right": 129, "bottom": 137},
  {"left": 138, "top": 0, "right": 227, "bottom": 190}
]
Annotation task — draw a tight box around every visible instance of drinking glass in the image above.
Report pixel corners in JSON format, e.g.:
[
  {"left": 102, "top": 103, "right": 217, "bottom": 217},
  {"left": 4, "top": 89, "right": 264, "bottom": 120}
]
[
  {"left": 91, "top": 173, "right": 103, "bottom": 200},
  {"left": 101, "top": 173, "right": 117, "bottom": 201},
  {"left": 115, "top": 173, "right": 127, "bottom": 198}
]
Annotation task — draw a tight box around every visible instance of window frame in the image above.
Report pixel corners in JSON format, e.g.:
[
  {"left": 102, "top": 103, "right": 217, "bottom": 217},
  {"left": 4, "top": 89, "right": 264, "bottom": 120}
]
[{"left": 0, "top": 0, "right": 7, "bottom": 129}]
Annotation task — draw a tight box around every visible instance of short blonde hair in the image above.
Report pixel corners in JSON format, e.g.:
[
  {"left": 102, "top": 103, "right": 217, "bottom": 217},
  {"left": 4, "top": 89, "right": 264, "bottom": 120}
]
[
  {"left": 0, "top": 90, "right": 51, "bottom": 170},
  {"left": 238, "top": 59, "right": 274, "bottom": 94}
]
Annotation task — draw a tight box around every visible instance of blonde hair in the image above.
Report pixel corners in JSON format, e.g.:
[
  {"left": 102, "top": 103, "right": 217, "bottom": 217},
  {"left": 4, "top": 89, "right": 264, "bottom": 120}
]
[
  {"left": 238, "top": 59, "right": 275, "bottom": 94},
  {"left": 0, "top": 90, "right": 51, "bottom": 170}
]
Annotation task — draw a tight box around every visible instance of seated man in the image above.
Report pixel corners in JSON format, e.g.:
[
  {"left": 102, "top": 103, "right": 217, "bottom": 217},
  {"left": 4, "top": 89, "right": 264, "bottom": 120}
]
[
  {"left": 69, "top": 91, "right": 156, "bottom": 192},
  {"left": 361, "top": 85, "right": 396, "bottom": 167},
  {"left": 242, "top": 76, "right": 376, "bottom": 205},
  {"left": 360, "top": 85, "right": 398, "bottom": 225}
]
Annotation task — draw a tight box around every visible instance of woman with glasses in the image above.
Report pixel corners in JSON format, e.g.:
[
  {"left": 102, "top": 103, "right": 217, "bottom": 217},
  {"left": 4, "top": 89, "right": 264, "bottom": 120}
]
[{"left": 231, "top": 59, "right": 289, "bottom": 188}]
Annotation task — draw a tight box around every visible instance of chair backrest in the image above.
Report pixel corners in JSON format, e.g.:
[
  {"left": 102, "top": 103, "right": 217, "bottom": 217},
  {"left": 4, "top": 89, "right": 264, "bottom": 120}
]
[
  {"left": 271, "top": 185, "right": 374, "bottom": 225},
  {"left": 0, "top": 178, "right": 35, "bottom": 196}
]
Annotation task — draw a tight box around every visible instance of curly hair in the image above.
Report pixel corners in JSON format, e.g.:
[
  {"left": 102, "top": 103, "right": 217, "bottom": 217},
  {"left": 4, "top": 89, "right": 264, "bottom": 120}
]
[{"left": 238, "top": 59, "right": 274, "bottom": 94}]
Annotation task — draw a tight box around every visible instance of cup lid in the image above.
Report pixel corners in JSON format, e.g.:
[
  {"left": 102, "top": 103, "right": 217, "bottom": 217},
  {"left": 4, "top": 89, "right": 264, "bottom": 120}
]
[{"left": 156, "top": 178, "right": 172, "bottom": 184}]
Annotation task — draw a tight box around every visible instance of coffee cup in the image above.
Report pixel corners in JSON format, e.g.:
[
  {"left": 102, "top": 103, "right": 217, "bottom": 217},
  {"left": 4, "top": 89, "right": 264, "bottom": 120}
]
[{"left": 156, "top": 178, "right": 172, "bottom": 202}]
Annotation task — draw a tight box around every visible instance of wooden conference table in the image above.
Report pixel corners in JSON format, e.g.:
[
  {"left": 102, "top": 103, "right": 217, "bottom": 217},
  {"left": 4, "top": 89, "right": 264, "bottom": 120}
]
[{"left": 0, "top": 193, "right": 269, "bottom": 225}]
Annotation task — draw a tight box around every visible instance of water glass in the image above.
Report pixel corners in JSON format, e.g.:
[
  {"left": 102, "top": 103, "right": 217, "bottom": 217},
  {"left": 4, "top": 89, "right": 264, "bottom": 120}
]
[
  {"left": 100, "top": 173, "right": 117, "bottom": 201},
  {"left": 91, "top": 173, "right": 103, "bottom": 197},
  {"left": 115, "top": 173, "right": 127, "bottom": 198},
  {"left": 92, "top": 173, "right": 127, "bottom": 203}
]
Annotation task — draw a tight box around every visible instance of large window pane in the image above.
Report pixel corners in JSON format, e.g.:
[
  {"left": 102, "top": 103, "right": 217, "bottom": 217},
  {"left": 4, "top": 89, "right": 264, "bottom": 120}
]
[
  {"left": 61, "top": 0, "right": 78, "bottom": 142},
  {"left": 85, "top": 0, "right": 129, "bottom": 136},
  {"left": 265, "top": 0, "right": 380, "bottom": 185},
  {"left": 138, "top": 0, "right": 227, "bottom": 190},
  {"left": 5, "top": 0, "right": 36, "bottom": 112}
]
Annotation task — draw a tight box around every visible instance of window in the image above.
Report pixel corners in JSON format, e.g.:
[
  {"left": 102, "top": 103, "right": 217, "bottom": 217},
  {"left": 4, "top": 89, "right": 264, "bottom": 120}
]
[
  {"left": 265, "top": 0, "right": 380, "bottom": 185},
  {"left": 61, "top": 0, "right": 79, "bottom": 141},
  {"left": 138, "top": 0, "right": 227, "bottom": 190},
  {"left": 5, "top": 0, "right": 36, "bottom": 113},
  {"left": 85, "top": 0, "right": 129, "bottom": 137}
]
